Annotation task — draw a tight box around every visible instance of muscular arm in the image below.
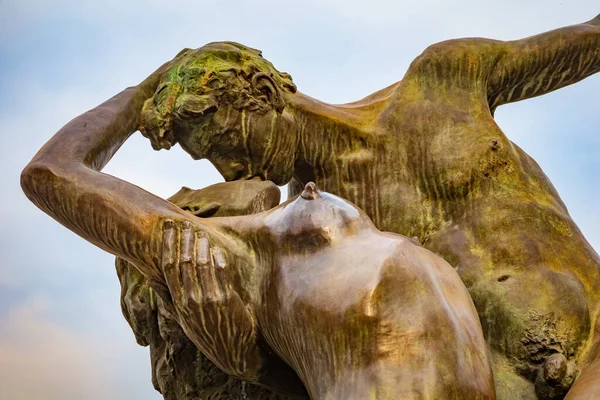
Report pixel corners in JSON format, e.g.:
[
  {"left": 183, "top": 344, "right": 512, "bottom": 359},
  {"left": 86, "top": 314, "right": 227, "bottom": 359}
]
[
  {"left": 487, "top": 14, "right": 600, "bottom": 111},
  {"left": 20, "top": 65, "right": 207, "bottom": 282},
  {"left": 407, "top": 14, "right": 599, "bottom": 115},
  {"left": 19, "top": 70, "right": 303, "bottom": 390}
]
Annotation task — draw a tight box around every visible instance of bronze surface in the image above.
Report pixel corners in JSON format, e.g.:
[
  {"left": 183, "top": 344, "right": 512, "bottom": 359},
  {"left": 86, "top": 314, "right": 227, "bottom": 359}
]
[{"left": 21, "top": 14, "right": 600, "bottom": 399}]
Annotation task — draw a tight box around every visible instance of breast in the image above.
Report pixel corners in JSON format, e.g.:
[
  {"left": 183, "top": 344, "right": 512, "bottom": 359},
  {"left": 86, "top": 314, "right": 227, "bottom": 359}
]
[
  {"left": 270, "top": 236, "right": 397, "bottom": 317},
  {"left": 256, "top": 234, "right": 494, "bottom": 398}
]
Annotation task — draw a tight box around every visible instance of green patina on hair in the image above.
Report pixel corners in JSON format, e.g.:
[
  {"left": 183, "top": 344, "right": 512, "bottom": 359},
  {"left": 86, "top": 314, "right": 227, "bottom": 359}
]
[{"left": 139, "top": 42, "right": 296, "bottom": 150}]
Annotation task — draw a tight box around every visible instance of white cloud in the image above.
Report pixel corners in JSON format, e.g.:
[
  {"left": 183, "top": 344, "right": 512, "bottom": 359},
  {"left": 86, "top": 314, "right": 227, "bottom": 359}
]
[{"left": 0, "top": 295, "right": 159, "bottom": 400}]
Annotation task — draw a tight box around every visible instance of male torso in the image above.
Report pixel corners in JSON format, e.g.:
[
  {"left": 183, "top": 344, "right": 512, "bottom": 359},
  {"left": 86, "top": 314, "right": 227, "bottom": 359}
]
[{"left": 290, "top": 63, "right": 600, "bottom": 397}]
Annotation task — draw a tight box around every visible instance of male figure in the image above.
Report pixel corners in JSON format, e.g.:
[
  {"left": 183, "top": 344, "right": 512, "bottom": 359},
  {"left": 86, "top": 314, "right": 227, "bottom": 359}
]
[{"left": 137, "top": 15, "right": 600, "bottom": 399}]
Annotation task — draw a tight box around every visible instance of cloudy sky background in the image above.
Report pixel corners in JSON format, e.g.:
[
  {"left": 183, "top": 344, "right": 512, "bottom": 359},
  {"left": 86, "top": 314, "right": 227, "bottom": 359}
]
[{"left": 1, "top": 1, "right": 599, "bottom": 399}]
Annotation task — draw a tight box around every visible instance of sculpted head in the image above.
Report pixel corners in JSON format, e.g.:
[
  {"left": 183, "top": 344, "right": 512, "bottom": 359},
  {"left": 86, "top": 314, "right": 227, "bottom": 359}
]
[
  {"left": 140, "top": 42, "right": 298, "bottom": 184},
  {"left": 264, "top": 182, "right": 376, "bottom": 251}
]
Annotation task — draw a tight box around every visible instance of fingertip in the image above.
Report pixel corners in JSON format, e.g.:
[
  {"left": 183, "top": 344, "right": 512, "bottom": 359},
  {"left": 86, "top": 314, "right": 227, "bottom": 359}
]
[
  {"left": 197, "top": 236, "right": 210, "bottom": 264},
  {"left": 213, "top": 247, "right": 227, "bottom": 269},
  {"left": 164, "top": 219, "right": 175, "bottom": 230}
]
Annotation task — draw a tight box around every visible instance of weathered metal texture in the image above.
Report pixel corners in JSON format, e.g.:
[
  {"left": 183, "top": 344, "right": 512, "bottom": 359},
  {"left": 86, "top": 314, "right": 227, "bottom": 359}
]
[{"left": 21, "top": 14, "right": 600, "bottom": 400}]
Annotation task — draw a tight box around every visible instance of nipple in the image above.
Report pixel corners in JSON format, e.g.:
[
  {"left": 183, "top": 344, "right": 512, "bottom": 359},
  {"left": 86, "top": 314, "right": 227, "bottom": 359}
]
[{"left": 301, "top": 182, "right": 320, "bottom": 200}]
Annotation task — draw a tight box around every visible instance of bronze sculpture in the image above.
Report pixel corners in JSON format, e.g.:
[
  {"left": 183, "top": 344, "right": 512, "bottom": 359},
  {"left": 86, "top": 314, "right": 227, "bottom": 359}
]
[
  {"left": 163, "top": 182, "right": 494, "bottom": 399},
  {"left": 21, "top": 13, "right": 600, "bottom": 400},
  {"left": 18, "top": 97, "right": 495, "bottom": 398}
]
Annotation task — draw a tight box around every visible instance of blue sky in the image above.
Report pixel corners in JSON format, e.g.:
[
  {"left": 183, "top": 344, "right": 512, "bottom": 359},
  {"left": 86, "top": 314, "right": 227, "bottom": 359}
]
[{"left": 0, "top": 1, "right": 598, "bottom": 399}]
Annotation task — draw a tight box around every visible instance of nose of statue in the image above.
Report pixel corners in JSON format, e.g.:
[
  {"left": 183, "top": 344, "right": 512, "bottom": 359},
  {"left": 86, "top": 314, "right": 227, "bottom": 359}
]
[{"left": 301, "top": 182, "right": 320, "bottom": 200}]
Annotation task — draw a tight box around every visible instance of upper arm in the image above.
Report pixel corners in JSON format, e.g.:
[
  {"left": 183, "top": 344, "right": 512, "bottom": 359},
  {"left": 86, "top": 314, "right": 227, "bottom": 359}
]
[{"left": 487, "top": 16, "right": 600, "bottom": 112}]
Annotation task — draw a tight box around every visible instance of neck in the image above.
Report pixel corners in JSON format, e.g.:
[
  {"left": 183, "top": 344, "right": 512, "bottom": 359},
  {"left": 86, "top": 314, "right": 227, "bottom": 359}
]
[{"left": 283, "top": 90, "right": 386, "bottom": 186}]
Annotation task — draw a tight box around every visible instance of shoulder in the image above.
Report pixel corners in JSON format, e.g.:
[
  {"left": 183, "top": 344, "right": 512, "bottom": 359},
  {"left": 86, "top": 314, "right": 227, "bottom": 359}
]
[{"left": 404, "top": 37, "right": 505, "bottom": 85}]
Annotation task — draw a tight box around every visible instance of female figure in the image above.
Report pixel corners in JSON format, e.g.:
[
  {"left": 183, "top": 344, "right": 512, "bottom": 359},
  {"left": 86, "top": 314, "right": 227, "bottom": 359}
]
[{"left": 163, "top": 182, "right": 495, "bottom": 399}]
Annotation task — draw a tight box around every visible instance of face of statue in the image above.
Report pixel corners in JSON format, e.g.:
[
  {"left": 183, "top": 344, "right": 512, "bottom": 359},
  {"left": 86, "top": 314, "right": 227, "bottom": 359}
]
[
  {"left": 176, "top": 101, "right": 298, "bottom": 185},
  {"left": 140, "top": 42, "right": 299, "bottom": 185},
  {"left": 265, "top": 182, "right": 375, "bottom": 251}
]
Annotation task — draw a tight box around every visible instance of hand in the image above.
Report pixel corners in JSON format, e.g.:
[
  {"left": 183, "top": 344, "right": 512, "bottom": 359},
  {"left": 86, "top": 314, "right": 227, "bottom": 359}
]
[{"left": 161, "top": 219, "right": 263, "bottom": 380}]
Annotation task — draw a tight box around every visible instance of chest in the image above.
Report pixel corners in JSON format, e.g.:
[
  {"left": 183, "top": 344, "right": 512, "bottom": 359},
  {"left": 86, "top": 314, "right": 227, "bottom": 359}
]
[{"left": 270, "top": 247, "right": 383, "bottom": 318}]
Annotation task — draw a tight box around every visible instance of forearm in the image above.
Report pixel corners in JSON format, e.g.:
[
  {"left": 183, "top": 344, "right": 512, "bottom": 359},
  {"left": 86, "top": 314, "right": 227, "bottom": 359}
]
[
  {"left": 22, "top": 162, "right": 186, "bottom": 278},
  {"left": 28, "top": 76, "right": 156, "bottom": 170},
  {"left": 488, "top": 15, "right": 600, "bottom": 109}
]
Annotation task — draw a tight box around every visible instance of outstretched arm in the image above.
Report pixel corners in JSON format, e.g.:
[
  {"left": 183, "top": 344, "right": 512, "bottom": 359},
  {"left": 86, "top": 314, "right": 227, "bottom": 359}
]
[
  {"left": 487, "top": 14, "right": 600, "bottom": 111},
  {"left": 20, "top": 60, "right": 206, "bottom": 282}
]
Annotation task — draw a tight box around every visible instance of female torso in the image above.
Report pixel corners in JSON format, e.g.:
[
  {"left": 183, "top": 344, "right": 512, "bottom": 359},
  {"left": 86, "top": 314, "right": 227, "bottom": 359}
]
[{"left": 248, "top": 187, "right": 494, "bottom": 399}]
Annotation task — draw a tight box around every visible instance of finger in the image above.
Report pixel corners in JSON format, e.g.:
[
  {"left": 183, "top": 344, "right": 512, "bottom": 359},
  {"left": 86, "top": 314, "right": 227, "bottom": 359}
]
[
  {"left": 179, "top": 221, "right": 199, "bottom": 299},
  {"left": 213, "top": 246, "right": 227, "bottom": 269},
  {"left": 196, "top": 232, "right": 221, "bottom": 299},
  {"left": 147, "top": 278, "right": 178, "bottom": 319},
  {"left": 212, "top": 246, "right": 230, "bottom": 295},
  {"left": 162, "top": 220, "right": 181, "bottom": 301}
]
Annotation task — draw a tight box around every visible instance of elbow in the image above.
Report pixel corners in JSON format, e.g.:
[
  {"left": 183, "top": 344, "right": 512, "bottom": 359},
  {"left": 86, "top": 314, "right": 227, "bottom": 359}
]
[
  {"left": 21, "top": 162, "right": 40, "bottom": 198},
  {"left": 20, "top": 161, "right": 66, "bottom": 211},
  {"left": 21, "top": 148, "right": 84, "bottom": 198},
  {"left": 20, "top": 162, "right": 51, "bottom": 204}
]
